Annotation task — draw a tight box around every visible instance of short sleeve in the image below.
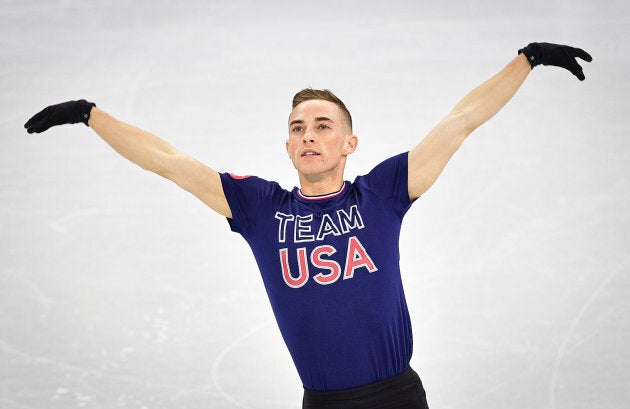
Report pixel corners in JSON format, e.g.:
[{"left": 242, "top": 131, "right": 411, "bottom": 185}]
[
  {"left": 355, "top": 152, "right": 412, "bottom": 215},
  {"left": 219, "top": 173, "right": 280, "bottom": 236}
]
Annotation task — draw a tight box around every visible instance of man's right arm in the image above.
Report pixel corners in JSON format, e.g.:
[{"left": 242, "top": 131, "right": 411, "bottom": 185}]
[
  {"left": 25, "top": 102, "right": 232, "bottom": 218},
  {"left": 88, "top": 108, "right": 232, "bottom": 218}
]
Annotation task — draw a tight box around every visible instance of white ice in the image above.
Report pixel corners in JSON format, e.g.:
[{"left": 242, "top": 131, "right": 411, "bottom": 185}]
[{"left": 1, "top": 1, "right": 629, "bottom": 408}]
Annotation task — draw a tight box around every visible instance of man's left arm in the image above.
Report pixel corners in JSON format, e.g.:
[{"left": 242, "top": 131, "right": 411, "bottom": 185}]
[{"left": 407, "top": 43, "right": 592, "bottom": 200}]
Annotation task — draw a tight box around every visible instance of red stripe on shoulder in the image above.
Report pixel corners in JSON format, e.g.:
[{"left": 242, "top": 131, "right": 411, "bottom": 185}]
[{"left": 229, "top": 173, "right": 254, "bottom": 180}]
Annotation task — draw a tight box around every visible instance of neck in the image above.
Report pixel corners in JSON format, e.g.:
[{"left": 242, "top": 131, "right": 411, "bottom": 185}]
[{"left": 298, "top": 175, "right": 345, "bottom": 197}]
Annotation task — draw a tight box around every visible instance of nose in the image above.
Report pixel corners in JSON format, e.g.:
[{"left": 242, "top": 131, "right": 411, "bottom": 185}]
[{"left": 303, "top": 129, "right": 316, "bottom": 143}]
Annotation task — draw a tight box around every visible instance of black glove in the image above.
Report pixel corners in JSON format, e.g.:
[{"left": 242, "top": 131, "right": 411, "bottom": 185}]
[
  {"left": 519, "top": 42, "right": 592, "bottom": 81},
  {"left": 24, "top": 99, "right": 96, "bottom": 134}
]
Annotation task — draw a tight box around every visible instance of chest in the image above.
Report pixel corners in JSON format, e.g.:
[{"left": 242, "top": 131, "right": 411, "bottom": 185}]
[{"left": 250, "top": 194, "right": 401, "bottom": 289}]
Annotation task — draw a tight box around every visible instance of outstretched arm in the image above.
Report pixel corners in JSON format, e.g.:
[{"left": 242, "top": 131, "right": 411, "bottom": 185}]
[
  {"left": 24, "top": 103, "right": 232, "bottom": 218},
  {"left": 407, "top": 43, "right": 592, "bottom": 200}
]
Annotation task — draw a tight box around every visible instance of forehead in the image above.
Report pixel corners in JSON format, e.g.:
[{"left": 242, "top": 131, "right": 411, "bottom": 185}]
[{"left": 288, "top": 99, "right": 342, "bottom": 124}]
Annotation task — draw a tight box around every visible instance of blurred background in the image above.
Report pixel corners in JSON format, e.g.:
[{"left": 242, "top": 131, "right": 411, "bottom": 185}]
[{"left": 1, "top": 1, "right": 628, "bottom": 408}]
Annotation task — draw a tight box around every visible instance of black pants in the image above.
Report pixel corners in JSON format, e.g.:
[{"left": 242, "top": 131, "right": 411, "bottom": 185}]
[{"left": 302, "top": 367, "right": 429, "bottom": 409}]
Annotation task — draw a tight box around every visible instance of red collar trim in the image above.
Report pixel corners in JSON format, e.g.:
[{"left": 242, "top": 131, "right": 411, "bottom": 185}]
[{"left": 297, "top": 182, "right": 347, "bottom": 201}]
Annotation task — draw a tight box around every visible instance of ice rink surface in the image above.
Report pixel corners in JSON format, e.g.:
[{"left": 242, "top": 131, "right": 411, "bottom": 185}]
[{"left": 1, "top": 1, "right": 629, "bottom": 408}]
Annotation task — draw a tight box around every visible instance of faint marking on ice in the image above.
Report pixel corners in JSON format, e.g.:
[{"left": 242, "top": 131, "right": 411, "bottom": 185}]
[
  {"left": 454, "top": 366, "right": 534, "bottom": 407},
  {"left": 0, "top": 207, "right": 32, "bottom": 218},
  {"left": 49, "top": 208, "right": 109, "bottom": 234},
  {"left": 3, "top": 269, "right": 54, "bottom": 312},
  {"left": 0, "top": 338, "right": 214, "bottom": 397},
  {"left": 211, "top": 320, "right": 274, "bottom": 409},
  {"left": 0, "top": 396, "right": 39, "bottom": 409},
  {"left": 423, "top": 171, "right": 511, "bottom": 255},
  {"left": 152, "top": 316, "right": 170, "bottom": 344},
  {"left": 548, "top": 258, "right": 628, "bottom": 409}
]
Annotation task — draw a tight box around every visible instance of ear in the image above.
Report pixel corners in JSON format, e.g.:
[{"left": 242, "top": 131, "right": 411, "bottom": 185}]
[
  {"left": 285, "top": 139, "right": 290, "bottom": 158},
  {"left": 344, "top": 134, "right": 358, "bottom": 155}
]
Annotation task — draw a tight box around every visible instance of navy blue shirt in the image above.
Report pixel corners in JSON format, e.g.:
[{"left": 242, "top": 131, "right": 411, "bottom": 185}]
[{"left": 220, "top": 152, "right": 414, "bottom": 391}]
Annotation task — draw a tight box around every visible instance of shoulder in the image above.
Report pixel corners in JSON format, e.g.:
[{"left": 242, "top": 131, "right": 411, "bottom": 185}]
[
  {"left": 355, "top": 152, "right": 409, "bottom": 188},
  {"left": 352, "top": 152, "right": 411, "bottom": 211},
  {"left": 220, "top": 172, "right": 290, "bottom": 201}
]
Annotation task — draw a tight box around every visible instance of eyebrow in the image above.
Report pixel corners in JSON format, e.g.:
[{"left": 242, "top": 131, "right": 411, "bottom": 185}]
[{"left": 289, "top": 117, "right": 334, "bottom": 127}]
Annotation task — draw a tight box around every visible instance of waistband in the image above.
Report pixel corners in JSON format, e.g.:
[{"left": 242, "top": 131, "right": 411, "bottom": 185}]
[{"left": 303, "top": 367, "right": 420, "bottom": 404}]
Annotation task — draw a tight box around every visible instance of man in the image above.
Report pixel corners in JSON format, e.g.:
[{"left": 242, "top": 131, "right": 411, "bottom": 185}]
[{"left": 24, "top": 42, "right": 591, "bottom": 409}]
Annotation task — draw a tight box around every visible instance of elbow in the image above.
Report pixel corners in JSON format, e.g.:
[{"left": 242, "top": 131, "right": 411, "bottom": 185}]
[
  {"left": 447, "top": 108, "right": 478, "bottom": 138},
  {"left": 143, "top": 149, "right": 178, "bottom": 179}
]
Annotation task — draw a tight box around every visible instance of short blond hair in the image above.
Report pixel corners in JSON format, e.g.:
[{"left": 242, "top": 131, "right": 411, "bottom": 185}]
[{"left": 292, "top": 88, "right": 353, "bottom": 132}]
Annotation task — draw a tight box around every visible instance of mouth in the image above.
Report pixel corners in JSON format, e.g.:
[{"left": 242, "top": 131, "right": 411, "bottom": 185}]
[{"left": 301, "top": 150, "right": 320, "bottom": 157}]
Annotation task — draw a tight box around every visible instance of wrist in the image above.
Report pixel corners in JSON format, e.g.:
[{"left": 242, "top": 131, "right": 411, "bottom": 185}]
[
  {"left": 77, "top": 99, "right": 96, "bottom": 126},
  {"left": 518, "top": 43, "right": 542, "bottom": 69}
]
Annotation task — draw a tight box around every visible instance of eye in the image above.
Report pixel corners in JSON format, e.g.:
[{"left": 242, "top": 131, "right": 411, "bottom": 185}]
[
  {"left": 291, "top": 126, "right": 303, "bottom": 133},
  {"left": 318, "top": 124, "right": 330, "bottom": 130}
]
